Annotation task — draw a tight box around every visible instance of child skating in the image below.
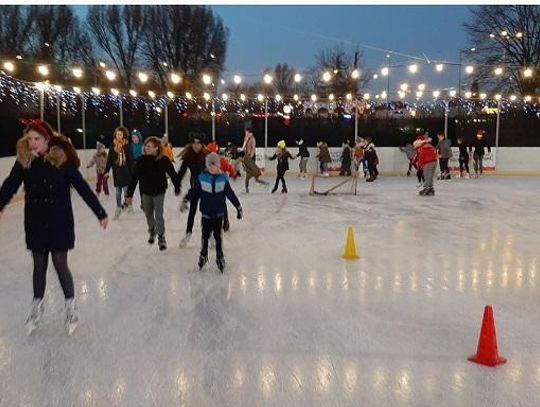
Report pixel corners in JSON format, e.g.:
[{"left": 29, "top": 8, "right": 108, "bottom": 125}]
[
  {"left": 180, "top": 153, "right": 243, "bottom": 273},
  {"left": 269, "top": 140, "right": 294, "bottom": 193},
  {"left": 86, "top": 141, "right": 109, "bottom": 198}
]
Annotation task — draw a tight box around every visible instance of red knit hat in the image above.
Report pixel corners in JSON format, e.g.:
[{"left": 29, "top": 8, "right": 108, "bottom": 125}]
[
  {"left": 20, "top": 118, "right": 54, "bottom": 140},
  {"left": 206, "top": 142, "right": 218, "bottom": 153}
]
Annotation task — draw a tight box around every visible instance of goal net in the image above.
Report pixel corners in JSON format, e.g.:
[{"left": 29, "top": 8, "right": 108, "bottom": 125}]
[{"left": 309, "top": 174, "right": 359, "bottom": 196}]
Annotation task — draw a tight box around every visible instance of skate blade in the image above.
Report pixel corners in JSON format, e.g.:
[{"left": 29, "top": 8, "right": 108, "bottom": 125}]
[
  {"left": 26, "top": 323, "right": 38, "bottom": 336},
  {"left": 67, "top": 323, "right": 77, "bottom": 336}
]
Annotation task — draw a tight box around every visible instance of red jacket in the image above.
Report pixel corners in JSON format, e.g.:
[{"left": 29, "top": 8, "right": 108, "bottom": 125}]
[
  {"left": 416, "top": 143, "right": 438, "bottom": 169},
  {"left": 207, "top": 142, "right": 238, "bottom": 178}
]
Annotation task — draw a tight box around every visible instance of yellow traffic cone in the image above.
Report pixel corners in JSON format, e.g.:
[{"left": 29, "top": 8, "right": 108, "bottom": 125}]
[{"left": 343, "top": 226, "right": 359, "bottom": 259}]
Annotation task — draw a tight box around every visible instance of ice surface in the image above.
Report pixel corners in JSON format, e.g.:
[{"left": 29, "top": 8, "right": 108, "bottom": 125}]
[{"left": 0, "top": 175, "right": 540, "bottom": 406}]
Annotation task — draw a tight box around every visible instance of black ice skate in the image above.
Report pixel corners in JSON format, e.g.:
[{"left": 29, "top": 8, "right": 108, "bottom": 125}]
[
  {"left": 148, "top": 228, "right": 156, "bottom": 244},
  {"left": 425, "top": 188, "right": 435, "bottom": 196},
  {"left": 216, "top": 257, "right": 226, "bottom": 273},
  {"left": 158, "top": 235, "right": 167, "bottom": 251},
  {"left": 198, "top": 254, "right": 208, "bottom": 270},
  {"left": 281, "top": 187, "right": 288, "bottom": 193}
]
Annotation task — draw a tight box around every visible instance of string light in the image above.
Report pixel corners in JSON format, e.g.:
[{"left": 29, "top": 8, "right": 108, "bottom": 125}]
[
  {"left": 167, "top": 91, "right": 174, "bottom": 99},
  {"left": 202, "top": 74, "right": 212, "bottom": 85},
  {"left": 294, "top": 73, "right": 302, "bottom": 82},
  {"left": 400, "top": 83, "right": 408, "bottom": 91},
  {"left": 111, "top": 88, "right": 119, "bottom": 96},
  {"left": 263, "top": 74, "right": 273, "bottom": 84},
  {"left": 129, "top": 89, "right": 137, "bottom": 97},
  {"left": 275, "top": 94, "right": 282, "bottom": 102},
  {"left": 449, "top": 90, "right": 457, "bottom": 97},
  {"left": 72, "top": 68, "right": 83, "bottom": 78},
  {"left": 373, "top": 74, "right": 378, "bottom": 79},
  {"left": 99, "top": 62, "right": 106, "bottom": 68},
  {"left": 73, "top": 86, "right": 81, "bottom": 94},
  {"left": 345, "top": 93, "right": 352, "bottom": 101},
  {"left": 240, "top": 93, "right": 246, "bottom": 101},
  {"left": 416, "top": 91, "right": 423, "bottom": 98},
  {"left": 138, "top": 72, "right": 148, "bottom": 83},
  {"left": 233, "top": 75, "right": 242, "bottom": 84},
  {"left": 510, "top": 95, "right": 517, "bottom": 101},
  {"left": 480, "top": 93, "right": 487, "bottom": 100},
  {"left": 494, "top": 94, "right": 502, "bottom": 100},
  {"left": 222, "top": 93, "right": 229, "bottom": 101},
  {"left": 523, "top": 68, "right": 533, "bottom": 78},
  {"left": 170, "top": 73, "right": 181, "bottom": 84},
  {"left": 293, "top": 94, "right": 299, "bottom": 101},
  {"left": 15, "top": 55, "right": 22, "bottom": 60},
  {"left": 465, "top": 66, "right": 474, "bottom": 74},
  {"left": 433, "top": 90, "right": 440, "bottom": 98},
  {"left": 3, "top": 62, "right": 14, "bottom": 73},
  {"left": 524, "top": 95, "right": 532, "bottom": 102},
  {"left": 435, "top": 64, "right": 444, "bottom": 72},
  {"left": 257, "top": 94, "right": 264, "bottom": 102},
  {"left": 54, "top": 85, "right": 62, "bottom": 92},
  {"left": 37, "top": 65, "right": 49, "bottom": 76},
  {"left": 92, "top": 87, "right": 101, "bottom": 95},
  {"left": 494, "top": 67, "right": 503, "bottom": 75},
  {"left": 328, "top": 94, "right": 335, "bottom": 101},
  {"left": 363, "top": 93, "right": 370, "bottom": 100},
  {"left": 408, "top": 64, "right": 418, "bottom": 73},
  {"left": 185, "top": 92, "right": 192, "bottom": 99},
  {"left": 322, "top": 72, "right": 331, "bottom": 82},
  {"left": 147, "top": 90, "right": 156, "bottom": 99},
  {"left": 105, "top": 70, "right": 116, "bottom": 81},
  {"left": 351, "top": 69, "right": 359, "bottom": 79},
  {"left": 381, "top": 67, "right": 389, "bottom": 76},
  {"left": 465, "top": 91, "right": 472, "bottom": 98}
]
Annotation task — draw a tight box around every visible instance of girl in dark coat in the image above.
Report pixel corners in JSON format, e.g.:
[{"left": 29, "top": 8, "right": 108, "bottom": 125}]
[
  {"left": 269, "top": 140, "right": 294, "bottom": 193},
  {"left": 177, "top": 135, "right": 209, "bottom": 247},
  {"left": 0, "top": 119, "right": 108, "bottom": 335},
  {"left": 339, "top": 141, "right": 352, "bottom": 176},
  {"left": 104, "top": 126, "right": 134, "bottom": 219}
]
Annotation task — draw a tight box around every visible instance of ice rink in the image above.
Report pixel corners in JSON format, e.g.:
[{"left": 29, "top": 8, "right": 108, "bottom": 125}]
[{"left": 0, "top": 174, "right": 540, "bottom": 406}]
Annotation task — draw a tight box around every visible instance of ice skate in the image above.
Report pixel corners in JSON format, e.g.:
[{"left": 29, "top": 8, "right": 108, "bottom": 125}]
[
  {"left": 25, "top": 298, "right": 44, "bottom": 335},
  {"left": 113, "top": 207, "right": 122, "bottom": 220},
  {"left": 148, "top": 228, "right": 156, "bottom": 244},
  {"left": 281, "top": 187, "right": 288, "bottom": 193},
  {"left": 126, "top": 204, "right": 134, "bottom": 214},
  {"left": 179, "top": 232, "right": 192, "bottom": 248},
  {"left": 425, "top": 188, "right": 435, "bottom": 196},
  {"left": 198, "top": 254, "right": 208, "bottom": 270},
  {"left": 271, "top": 186, "right": 278, "bottom": 193},
  {"left": 416, "top": 182, "right": 424, "bottom": 189},
  {"left": 65, "top": 298, "right": 79, "bottom": 336},
  {"left": 158, "top": 235, "right": 167, "bottom": 251},
  {"left": 216, "top": 256, "right": 226, "bottom": 273},
  {"left": 419, "top": 188, "right": 428, "bottom": 196}
]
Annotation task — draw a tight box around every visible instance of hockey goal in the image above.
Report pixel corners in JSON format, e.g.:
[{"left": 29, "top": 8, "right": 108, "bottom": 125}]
[{"left": 309, "top": 174, "right": 359, "bottom": 196}]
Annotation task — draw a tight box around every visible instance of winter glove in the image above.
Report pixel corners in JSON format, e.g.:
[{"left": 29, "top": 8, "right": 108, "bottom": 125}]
[
  {"left": 180, "top": 200, "right": 189, "bottom": 212},
  {"left": 236, "top": 207, "right": 243, "bottom": 220}
]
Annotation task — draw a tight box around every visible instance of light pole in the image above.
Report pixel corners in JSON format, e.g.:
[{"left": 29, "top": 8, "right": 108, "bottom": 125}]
[
  {"left": 55, "top": 86, "right": 62, "bottom": 133},
  {"left": 263, "top": 73, "right": 273, "bottom": 169}
]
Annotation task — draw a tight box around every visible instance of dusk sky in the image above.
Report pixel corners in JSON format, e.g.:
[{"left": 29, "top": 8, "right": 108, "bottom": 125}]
[
  {"left": 74, "top": 5, "right": 475, "bottom": 95},
  {"left": 211, "top": 5, "right": 473, "bottom": 92}
]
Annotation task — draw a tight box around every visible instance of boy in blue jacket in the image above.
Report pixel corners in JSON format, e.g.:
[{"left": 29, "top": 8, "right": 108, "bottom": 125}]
[{"left": 181, "top": 153, "right": 243, "bottom": 272}]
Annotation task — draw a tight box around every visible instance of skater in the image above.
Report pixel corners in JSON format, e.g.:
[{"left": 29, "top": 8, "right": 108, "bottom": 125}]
[
  {"left": 86, "top": 141, "right": 109, "bottom": 198},
  {"left": 364, "top": 137, "right": 379, "bottom": 182},
  {"left": 437, "top": 132, "right": 453, "bottom": 180},
  {"left": 125, "top": 137, "right": 181, "bottom": 251},
  {"left": 413, "top": 134, "right": 438, "bottom": 196},
  {"left": 469, "top": 130, "right": 491, "bottom": 177},
  {"left": 226, "top": 141, "right": 243, "bottom": 178},
  {"left": 269, "top": 140, "right": 294, "bottom": 193},
  {"left": 131, "top": 129, "right": 144, "bottom": 160},
  {"left": 241, "top": 127, "right": 269, "bottom": 192},
  {"left": 180, "top": 153, "right": 243, "bottom": 273},
  {"left": 104, "top": 126, "right": 134, "bottom": 219},
  {"left": 0, "top": 119, "right": 108, "bottom": 335},
  {"left": 339, "top": 140, "right": 352, "bottom": 176},
  {"left": 399, "top": 142, "right": 415, "bottom": 176},
  {"left": 177, "top": 134, "right": 209, "bottom": 247},
  {"left": 316, "top": 140, "right": 331, "bottom": 176},
  {"left": 162, "top": 135, "right": 174, "bottom": 162},
  {"left": 353, "top": 137, "right": 365, "bottom": 176},
  {"left": 296, "top": 138, "right": 310, "bottom": 179},
  {"left": 207, "top": 141, "right": 238, "bottom": 232},
  {"left": 457, "top": 137, "right": 470, "bottom": 178}
]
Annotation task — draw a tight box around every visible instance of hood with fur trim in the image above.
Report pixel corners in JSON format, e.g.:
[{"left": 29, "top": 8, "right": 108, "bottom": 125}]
[{"left": 16, "top": 134, "right": 80, "bottom": 169}]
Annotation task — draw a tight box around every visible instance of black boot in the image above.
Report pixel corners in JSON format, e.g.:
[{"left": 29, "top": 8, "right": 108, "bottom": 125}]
[
  {"left": 158, "top": 235, "right": 167, "bottom": 251},
  {"left": 271, "top": 186, "right": 278, "bottom": 193},
  {"left": 148, "top": 228, "right": 156, "bottom": 244},
  {"left": 426, "top": 188, "right": 435, "bottom": 196},
  {"left": 216, "top": 256, "right": 226, "bottom": 273},
  {"left": 281, "top": 187, "right": 288, "bottom": 193},
  {"left": 198, "top": 254, "right": 208, "bottom": 270}
]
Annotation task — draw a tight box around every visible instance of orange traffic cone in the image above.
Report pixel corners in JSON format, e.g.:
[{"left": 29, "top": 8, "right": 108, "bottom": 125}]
[
  {"left": 343, "top": 226, "right": 359, "bottom": 260},
  {"left": 468, "top": 305, "right": 507, "bottom": 367}
]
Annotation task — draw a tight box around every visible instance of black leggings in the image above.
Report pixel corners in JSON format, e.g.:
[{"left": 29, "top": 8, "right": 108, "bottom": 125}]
[
  {"left": 32, "top": 250, "right": 74, "bottom": 299},
  {"left": 201, "top": 217, "right": 224, "bottom": 259},
  {"left": 273, "top": 170, "right": 287, "bottom": 190},
  {"left": 459, "top": 155, "right": 470, "bottom": 173}
]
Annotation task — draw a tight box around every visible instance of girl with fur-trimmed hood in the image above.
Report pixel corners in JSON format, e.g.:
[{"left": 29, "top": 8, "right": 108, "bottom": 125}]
[
  {"left": 0, "top": 119, "right": 108, "bottom": 335},
  {"left": 104, "top": 126, "right": 134, "bottom": 219}
]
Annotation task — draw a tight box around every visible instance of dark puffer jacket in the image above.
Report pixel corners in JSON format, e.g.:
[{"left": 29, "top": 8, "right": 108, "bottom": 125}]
[{"left": 0, "top": 135, "right": 107, "bottom": 251}]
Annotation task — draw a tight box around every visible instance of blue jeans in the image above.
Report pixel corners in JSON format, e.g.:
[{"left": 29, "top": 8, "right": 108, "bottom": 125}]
[{"left": 116, "top": 186, "right": 128, "bottom": 208}]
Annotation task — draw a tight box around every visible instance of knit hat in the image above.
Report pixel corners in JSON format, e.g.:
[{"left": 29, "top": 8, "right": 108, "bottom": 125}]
[
  {"left": 207, "top": 142, "right": 218, "bottom": 153},
  {"left": 206, "top": 152, "right": 220, "bottom": 168},
  {"left": 96, "top": 141, "right": 105, "bottom": 149},
  {"left": 277, "top": 140, "right": 286, "bottom": 149}
]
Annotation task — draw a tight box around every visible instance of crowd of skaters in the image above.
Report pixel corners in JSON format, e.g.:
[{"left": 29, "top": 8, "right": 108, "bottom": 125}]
[{"left": 0, "top": 118, "right": 492, "bottom": 335}]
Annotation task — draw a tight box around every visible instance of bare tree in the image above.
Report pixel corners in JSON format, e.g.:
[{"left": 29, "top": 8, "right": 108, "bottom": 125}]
[
  {"left": 143, "top": 5, "right": 228, "bottom": 91},
  {"left": 465, "top": 5, "right": 540, "bottom": 95},
  {"left": 0, "top": 6, "right": 33, "bottom": 58},
  {"left": 87, "top": 5, "right": 147, "bottom": 88},
  {"left": 272, "top": 63, "right": 296, "bottom": 95},
  {"left": 313, "top": 45, "right": 369, "bottom": 96}
]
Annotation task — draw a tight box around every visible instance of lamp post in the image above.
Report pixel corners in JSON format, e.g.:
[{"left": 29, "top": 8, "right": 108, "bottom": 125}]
[
  {"left": 55, "top": 86, "right": 62, "bottom": 133},
  {"left": 263, "top": 73, "right": 273, "bottom": 169}
]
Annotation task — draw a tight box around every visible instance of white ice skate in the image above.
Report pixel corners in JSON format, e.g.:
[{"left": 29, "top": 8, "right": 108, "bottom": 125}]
[
  {"left": 25, "top": 298, "right": 44, "bottom": 335},
  {"left": 65, "top": 298, "right": 79, "bottom": 336},
  {"left": 179, "top": 233, "right": 192, "bottom": 248}
]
